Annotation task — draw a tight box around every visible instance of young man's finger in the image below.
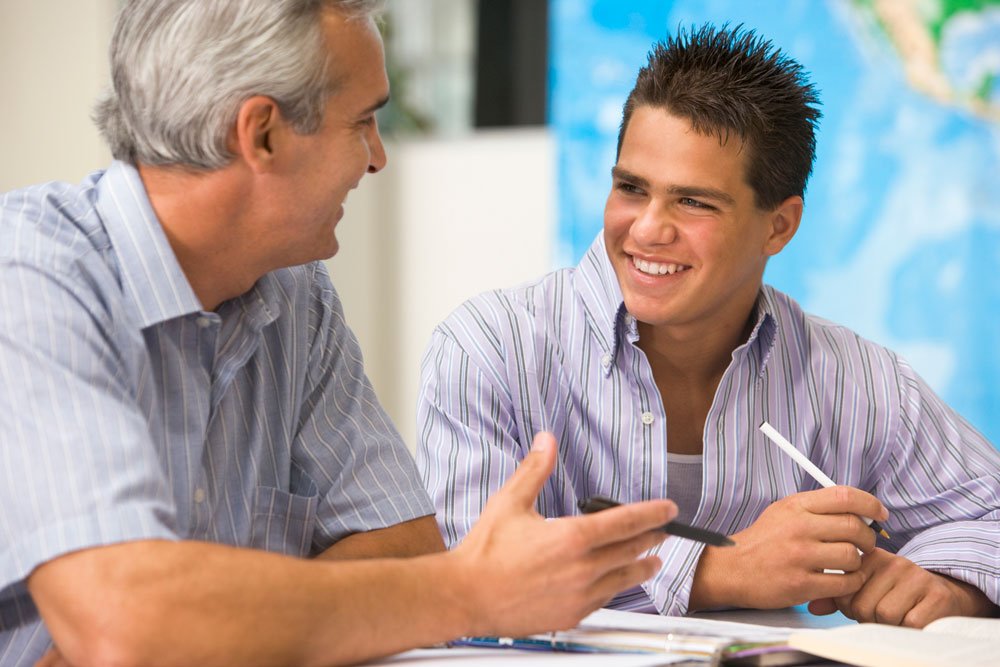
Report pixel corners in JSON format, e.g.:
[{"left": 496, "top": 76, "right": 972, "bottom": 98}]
[
  {"left": 803, "top": 513, "right": 877, "bottom": 553},
  {"left": 806, "top": 570, "right": 867, "bottom": 603},
  {"left": 798, "top": 486, "right": 888, "bottom": 523},
  {"left": 807, "top": 597, "right": 839, "bottom": 616}
]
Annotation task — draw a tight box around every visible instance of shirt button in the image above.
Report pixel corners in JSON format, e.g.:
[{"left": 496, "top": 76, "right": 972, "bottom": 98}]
[
  {"left": 193, "top": 488, "right": 206, "bottom": 504},
  {"left": 641, "top": 411, "right": 655, "bottom": 425},
  {"left": 196, "top": 316, "right": 212, "bottom": 328},
  {"left": 601, "top": 354, "right": 612, "bottom": 368},
  {"left": 625, "top": 314, "right": 636, "bottom": 327}
]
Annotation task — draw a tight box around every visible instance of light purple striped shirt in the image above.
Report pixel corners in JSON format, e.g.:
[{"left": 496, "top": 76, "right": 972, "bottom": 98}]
[
  {"left": 417, "top": 233, "right": 1000, "bottom": 616},
  {"left": 0, "top": 162, "right": 433, "bottom": 663}
]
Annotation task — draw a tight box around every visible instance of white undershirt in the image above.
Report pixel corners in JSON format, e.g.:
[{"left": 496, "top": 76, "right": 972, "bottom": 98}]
[{"left": 666, "top": 453, "right": 703, "bottom": 525}]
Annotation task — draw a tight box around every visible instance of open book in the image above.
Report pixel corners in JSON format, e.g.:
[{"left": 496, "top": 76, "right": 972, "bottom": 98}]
[{"left": 787, "top": 616, "right": 1000, "bottom": 667}]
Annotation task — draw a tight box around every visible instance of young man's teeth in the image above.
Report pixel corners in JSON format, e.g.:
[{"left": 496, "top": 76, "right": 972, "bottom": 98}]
[{"left": 633, "top": 257, "right": 687, "bottom": 276}]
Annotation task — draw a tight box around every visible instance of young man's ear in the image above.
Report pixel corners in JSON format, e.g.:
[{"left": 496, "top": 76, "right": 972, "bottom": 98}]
[
  {"left": 229, "top": 96, "right": 280, "bottom": 172},
  {"left": 763, "top": 195, "right": 803, "bottom": 256}
]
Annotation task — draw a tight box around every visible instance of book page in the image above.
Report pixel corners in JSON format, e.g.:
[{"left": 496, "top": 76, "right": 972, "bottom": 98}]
[
  {"left": 578, "top": 607, "right": 793, "bottom": 641},
  {"left": 374, "top": 647, "right": 704, "bottom": 665},
  {"left": 924, "top": 616, "right": 1000, "bottom": 642},
  {"left": 788, "top": 624, "right": 1000, "bottom": 667},
  {"left": 535, "top": 608, "right": 795, "bottom": 661}
]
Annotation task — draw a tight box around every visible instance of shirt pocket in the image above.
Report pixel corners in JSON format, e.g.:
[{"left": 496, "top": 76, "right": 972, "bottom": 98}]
[{"left": 249, "top": 486, "right": 319, "bottom": 557}]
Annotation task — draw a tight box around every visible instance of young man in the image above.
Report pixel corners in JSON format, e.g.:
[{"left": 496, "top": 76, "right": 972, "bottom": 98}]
[
  {"left": 0, "top": 2, "right": 678, "bottom": 665},
  {"left": 418, "top": 25, "right": 1000, "bottom": 627}
]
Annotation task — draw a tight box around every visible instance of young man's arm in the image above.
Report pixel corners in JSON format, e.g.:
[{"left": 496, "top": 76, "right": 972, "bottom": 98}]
[
  {"left": 416, "top": 326, "right": 528, "bottom": 548},
  {"left": 29, "top": 434, "right": 677, "bottom": 667},
  {"left": 809, "top": 357, "right": 1000, "bottom": 627},
  {"left": 688, "top": 485, "right": 885, "bottom": 611},
  {"left": 805, "top": 360, "right": 1000, "bottom": 626},
  {"left": 686, "top": 485, "right": 997, "bottom": 625},
  {"left": 808, "top": 548, "right": 998, "bottom": 626}
]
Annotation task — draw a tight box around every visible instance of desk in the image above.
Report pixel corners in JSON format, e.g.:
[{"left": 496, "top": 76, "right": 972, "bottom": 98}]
[
  {"left": 370, "top": 650, "right": 696, "bottom": 665},
  {"left": 692, "top": 606, "right": 852, "bottom": 629},
  {"left": 369, "top": 607, "right": 854, "bottom": 666}
]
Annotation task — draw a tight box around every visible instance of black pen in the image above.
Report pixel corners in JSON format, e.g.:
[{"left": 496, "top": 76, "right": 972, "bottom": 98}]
[{"left": 577, "top": 495, "right": 735, "bottom": 547}]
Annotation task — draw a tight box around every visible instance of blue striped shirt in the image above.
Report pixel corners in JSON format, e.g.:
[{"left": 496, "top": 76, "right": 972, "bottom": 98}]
[
  {"left": 417, "top": 233, "right": 1000, "bottom": 616},
  {"left": 0, "top": 161, "right": 433, "bottom": 662}
]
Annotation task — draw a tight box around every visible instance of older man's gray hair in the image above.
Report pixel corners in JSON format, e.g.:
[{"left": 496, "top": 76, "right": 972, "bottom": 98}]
[{"left": 95, "top": 0, "right": 381, "bottom": 169}]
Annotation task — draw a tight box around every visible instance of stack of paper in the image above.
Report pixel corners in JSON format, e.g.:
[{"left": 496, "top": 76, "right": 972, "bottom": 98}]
[
  {"left": 454, "top": 608, "right": 807, "bottom": 665},
  {"left": 428, "top": 609, "right": 1000, "bottom": 666}
]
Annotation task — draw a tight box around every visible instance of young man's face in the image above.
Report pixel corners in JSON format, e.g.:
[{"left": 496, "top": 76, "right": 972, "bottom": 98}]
[
  {"left": 603, "top": 105, "right": 793, "bottom": 337},
  {"left": 271, "top": 12, "right": 389, "bottom": 265}
]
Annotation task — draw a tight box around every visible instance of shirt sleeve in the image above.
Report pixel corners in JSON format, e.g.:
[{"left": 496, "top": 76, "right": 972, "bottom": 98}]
[
  {"left": 642, "top": 538, "right": 709, "bottom": 616},
  {"left": 291, "top": 264, "right": 434, "bottom": 552},
  {"left": 416, "top": 325, "right": 532, "bottom": 547},
  {"left": 880, "top": 357, "right": 1000, "bottom": 605},
  {"left": 417, "top": 324, "right": 697, "bottom": 616},
  {"left": 0, "top": 261, "right": 178, "bottom": 597}
]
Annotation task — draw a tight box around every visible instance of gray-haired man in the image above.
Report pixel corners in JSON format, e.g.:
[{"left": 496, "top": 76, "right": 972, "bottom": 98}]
[{"left": 0, "top": 2, "right": 676, "bottom": 665}]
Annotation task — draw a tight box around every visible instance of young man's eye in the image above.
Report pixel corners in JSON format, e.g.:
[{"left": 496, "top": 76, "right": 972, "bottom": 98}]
[
  {"left": 616, "top": 182, "right": 643, "bottom": 195},
  {"left": 680, "top": 197, "right": 711, "bottom": 209}
]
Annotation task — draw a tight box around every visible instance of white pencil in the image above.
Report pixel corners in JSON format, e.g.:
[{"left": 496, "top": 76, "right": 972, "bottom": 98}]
[{"left": 758, "top": 421, "right": 890, "bottom": 539}]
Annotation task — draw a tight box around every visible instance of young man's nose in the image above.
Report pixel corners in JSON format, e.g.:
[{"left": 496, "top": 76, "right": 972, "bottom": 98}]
[{"left": 631, "top": 202, "right": 678, "bottom": 245}]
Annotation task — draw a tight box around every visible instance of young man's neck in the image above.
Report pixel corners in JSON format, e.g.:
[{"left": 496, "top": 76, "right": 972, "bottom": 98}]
[
  {"left": 636, "top": 296, "right": 760, "bottom": 456},
  {"left": 636, "top": 299, "right": 760, "bottom": 387}
]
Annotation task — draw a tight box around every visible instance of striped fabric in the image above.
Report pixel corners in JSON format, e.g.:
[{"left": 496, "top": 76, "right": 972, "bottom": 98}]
[
  {"left": 0, "top": 161, "right": 433, "bottom": 662},
  {"left": 417, "top": 233, "right": 1000, "bottom": 616}
]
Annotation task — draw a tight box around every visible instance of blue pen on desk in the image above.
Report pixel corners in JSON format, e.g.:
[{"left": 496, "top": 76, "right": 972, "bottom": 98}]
[
  {"left": 451, "top": 636, "right": 612, "bottom": 653},
  {"left": 758, "top": 421, "right": 890, "bottom": 539}
]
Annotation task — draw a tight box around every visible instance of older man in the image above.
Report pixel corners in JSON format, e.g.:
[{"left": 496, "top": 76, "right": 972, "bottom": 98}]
[{"left": 0, "top": 2, "right": 676, "bottom": 665}]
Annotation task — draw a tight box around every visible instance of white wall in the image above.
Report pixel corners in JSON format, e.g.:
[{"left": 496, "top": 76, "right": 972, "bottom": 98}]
[
  {"left": 0, "top": 0, "right": 115, "bottom": 190},
  {"left": 2, "top": 2, "right": 556, "bottom": 452},
  {"left": 327, "top": 129, "right": 555, "bottom": 449}
]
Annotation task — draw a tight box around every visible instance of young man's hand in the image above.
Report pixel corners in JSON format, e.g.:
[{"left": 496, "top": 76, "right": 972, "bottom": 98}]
[
  {"left": 451, "top": 432, "right": 677, "bottom": 637},
  {"left": 808, "top": 548, "right": 999, "bottom": 627},
  {"left": 690, "top": 486, "right": 887, "bottom": 610}
]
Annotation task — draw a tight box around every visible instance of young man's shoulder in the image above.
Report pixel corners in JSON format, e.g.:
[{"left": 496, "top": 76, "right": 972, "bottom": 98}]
[
  {"left": 764, "top": 285, "right": 903, "bottom": 373},
  {"left": 438, "top": 265, "right": 579, "bottom": 335}
]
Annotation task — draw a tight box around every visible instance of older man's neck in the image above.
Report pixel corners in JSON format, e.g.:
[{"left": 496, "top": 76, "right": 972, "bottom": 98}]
[{"left": 138, "top": 162, "right": 265, "bottom": 311}]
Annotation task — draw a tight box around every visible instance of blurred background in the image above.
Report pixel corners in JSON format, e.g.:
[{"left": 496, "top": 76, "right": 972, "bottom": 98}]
[{"left": 2, "top": 0, "right": 998, "bottom": 451}]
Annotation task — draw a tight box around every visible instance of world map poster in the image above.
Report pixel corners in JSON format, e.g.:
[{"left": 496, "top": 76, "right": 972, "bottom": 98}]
[{"left": 549, "top": 0, "right": 1000, "bottom": 447}]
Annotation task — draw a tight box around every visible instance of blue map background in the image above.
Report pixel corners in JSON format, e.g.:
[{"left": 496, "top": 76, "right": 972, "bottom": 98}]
[{"left": 549, "top": 0, "right": 1000, "bottom": 448}]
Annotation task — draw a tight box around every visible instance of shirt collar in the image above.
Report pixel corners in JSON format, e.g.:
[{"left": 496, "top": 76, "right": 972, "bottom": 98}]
[
  {"left": 572, "top": 232, "right": 779, "bottom": 377},
  {"left": 94, "top": 161, "right": 202, "bottom": 329},
  {"left": 743, "top": 286, "right": 778, "bottom": 379},
  {"left": 572, "top": 234, "right": 629, "bottom": 373},
  {"left": 218, "top": 269, "right": 283, "bottom": 334}
]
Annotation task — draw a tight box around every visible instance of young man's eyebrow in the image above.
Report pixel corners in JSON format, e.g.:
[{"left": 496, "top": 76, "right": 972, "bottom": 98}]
[
  {"left": 611, "top": 166, "right": 735, "bottom": 206},
  {"left": 666, "top": 185, "right": 736, "bottom": 206},
  {"left": 610, "top": 166, "right": 650, "bottom": 189}
]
